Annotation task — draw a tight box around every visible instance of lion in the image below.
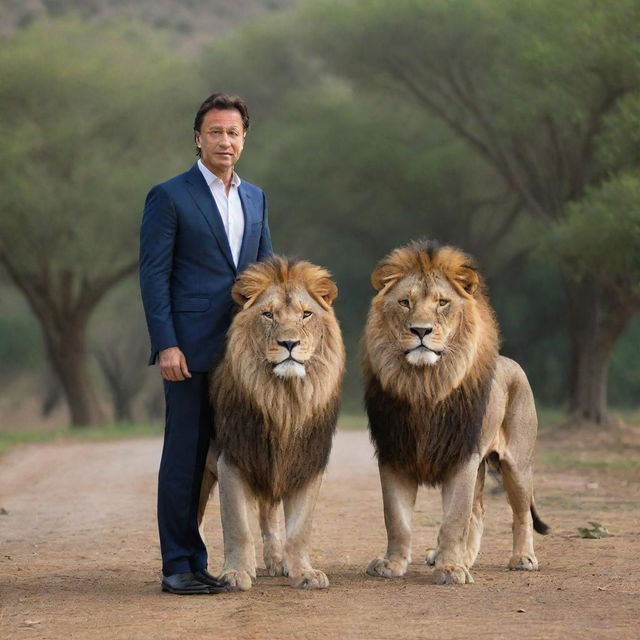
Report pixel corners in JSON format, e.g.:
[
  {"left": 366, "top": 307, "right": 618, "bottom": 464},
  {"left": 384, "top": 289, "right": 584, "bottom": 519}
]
[
  {"left": 363, "top": 240, "right": 549, "bottom": 585},
  {"left": 198, "top": 256, "right": 345, "bottom": 591}
]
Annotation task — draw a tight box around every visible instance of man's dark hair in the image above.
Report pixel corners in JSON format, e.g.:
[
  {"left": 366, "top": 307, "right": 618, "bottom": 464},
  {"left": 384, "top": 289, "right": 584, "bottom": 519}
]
[{"left": 193, "top": 92, "right": 250, "bottom": 157}]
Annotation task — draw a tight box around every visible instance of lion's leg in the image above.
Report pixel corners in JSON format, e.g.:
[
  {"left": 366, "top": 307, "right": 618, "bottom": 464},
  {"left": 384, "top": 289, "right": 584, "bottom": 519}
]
[
  {"left": 501, "top": 459, "right": 538, "bottom": 571},
  {"left": 197, "top": 443, "right": 218, "bottom": 540},
  {"left": 282, "top": 473, "right": 328, "bottom": 589},
  {"left": 259, "top": 499, "right": 287, "bottom": 577},
  {"left": 217, "top": 454, "right": 257, "bottom": 591},
  {"left": 464, "top": 461, "right": 486, "bottom": 568},
  {"left": 367, "top": 464, "right": 417, "bottom": 578},
  {"left": 432, "top": 454, "right": 481, "bottom": 585},
  {"left": 499, "top": 360, "right": 540, "bottom": 571},
  {"left": 426, "top": 464, "right": 485, "bottom": 568}
]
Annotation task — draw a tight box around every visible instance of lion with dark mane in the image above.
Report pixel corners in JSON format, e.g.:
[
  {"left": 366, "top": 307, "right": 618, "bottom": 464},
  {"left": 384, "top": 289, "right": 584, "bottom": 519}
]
[
  {"left": 363, "top": 240, "right": 548, "bottom": 585},
  {"left": 199, "top": 256, "right": 345, "bottom": 591}
]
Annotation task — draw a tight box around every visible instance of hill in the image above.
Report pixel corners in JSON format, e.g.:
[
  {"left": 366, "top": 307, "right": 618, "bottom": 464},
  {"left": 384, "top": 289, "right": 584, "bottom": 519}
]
[{"left": 0, "top": 0, "right": 300, "bottom": 46}]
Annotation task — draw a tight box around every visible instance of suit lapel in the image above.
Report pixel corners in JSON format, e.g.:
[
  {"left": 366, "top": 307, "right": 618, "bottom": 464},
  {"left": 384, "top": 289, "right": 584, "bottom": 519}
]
[
  {"left": 237, "top": 183, "right": 260, "bottom": 272},
  {"left": 185, "top": 163, "right": 236, "bottom": 273}
]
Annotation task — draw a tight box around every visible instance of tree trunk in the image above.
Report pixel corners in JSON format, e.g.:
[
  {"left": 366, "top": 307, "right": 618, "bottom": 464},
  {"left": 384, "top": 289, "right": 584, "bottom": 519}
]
[
  {"left": 565, "top": 279, "right": 637, "bottom": 424},
  {"left": 0, "top": 247, "right": 137, "bottom": 428},
  {"left": 43, "top": 320, "right": 105, "bottom": 427},
  {"left": 95, "top": 343, "right": 147, "bottom": 423}
]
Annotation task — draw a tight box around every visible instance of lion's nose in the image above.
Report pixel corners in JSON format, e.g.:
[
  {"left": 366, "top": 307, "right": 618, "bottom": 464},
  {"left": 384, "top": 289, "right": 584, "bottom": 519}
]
[
  {"left": 278, "top": 340, "right": 300, "bottom": 352},
  {"left": 410, "top": 326, "right": 432, "bottom": 339}
]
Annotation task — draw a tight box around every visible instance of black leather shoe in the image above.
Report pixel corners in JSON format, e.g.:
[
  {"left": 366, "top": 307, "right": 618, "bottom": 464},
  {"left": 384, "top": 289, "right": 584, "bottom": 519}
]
[
  {"left": 193, "top": 569, "right": 228, "bottom": 592},
  {"left": 161, "top": 572, "right": 219, "bottom": 595}
]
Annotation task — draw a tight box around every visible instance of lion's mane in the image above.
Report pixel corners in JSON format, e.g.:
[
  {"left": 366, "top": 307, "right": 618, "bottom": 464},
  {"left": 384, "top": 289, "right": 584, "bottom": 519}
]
[
  {"left": 211, "top": 256, "right": 345, "bottom": 502},
  {"left": 363, "top": 240, "right": 499, "bottom": 486}
]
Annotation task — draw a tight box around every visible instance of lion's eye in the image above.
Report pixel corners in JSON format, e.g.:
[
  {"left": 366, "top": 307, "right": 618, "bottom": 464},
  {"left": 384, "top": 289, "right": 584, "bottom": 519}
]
[
  {"left": 439, "top": 299, "right": 449, "bottom": 307},
  {"left": 303, "top": 310, "right": 313, "bottom": 318},
  {"left": 262, "top": 311, "right": 273, "bottom": 319},
  {"left": 399, "top": 299, "right": 411, "bottom": 308}
]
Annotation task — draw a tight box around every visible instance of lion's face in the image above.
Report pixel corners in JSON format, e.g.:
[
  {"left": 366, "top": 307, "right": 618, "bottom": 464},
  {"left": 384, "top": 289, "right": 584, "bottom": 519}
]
[
  {"left": 369, "top": 243, "right": 482, "bottom": 371},
  {"left": 229, "top": 258, "right": 340, "bottom": 380},
  {"left": 364, "top": 241, "right": 500, "bottom": 402},
  {"left": 382, "top": 271, "right": 466, "bottom": 367},
  {"left": 248, "top": 283, "right": 327, "bottom": 378}
]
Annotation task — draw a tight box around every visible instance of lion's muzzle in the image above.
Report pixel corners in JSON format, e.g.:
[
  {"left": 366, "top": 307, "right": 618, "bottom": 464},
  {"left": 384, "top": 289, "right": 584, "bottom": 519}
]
[
  {"left": 405, "top": 343, "right": 443, "bottom": 366},
  {"left": 273, "top": 340, "right": 307, "bottom": 378}
]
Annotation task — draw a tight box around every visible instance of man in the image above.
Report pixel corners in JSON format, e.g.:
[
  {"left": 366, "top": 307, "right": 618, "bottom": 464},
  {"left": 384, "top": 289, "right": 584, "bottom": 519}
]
[{"left": 139, "top": 93, "right": 272, "bottom": 595}]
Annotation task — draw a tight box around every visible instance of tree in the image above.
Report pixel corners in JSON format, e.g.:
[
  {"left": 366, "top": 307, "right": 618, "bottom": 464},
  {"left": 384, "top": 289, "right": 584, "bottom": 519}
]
[
  {"left": 0, "top": 19, "right": 197, "bottom": 425},
  {"left": 539, "top": 173, "right": 640, "bottom": 421},
  {"left": 303, "top": 0, "right": 640, "bottom": 422}
]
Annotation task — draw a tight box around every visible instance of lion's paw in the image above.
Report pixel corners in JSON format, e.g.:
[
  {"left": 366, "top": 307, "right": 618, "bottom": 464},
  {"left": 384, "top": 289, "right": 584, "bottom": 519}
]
[
  {"left": 265, "top": 556, "right": 288, "bottom": 577},
  {"left": 425, "top": 548, "right": 437, "bottom": 566},
  {"left": 433, "top": 564, "right": 474, "bottom": 585},
  {"left": 264, "top": 539, "right": 287, "bottom": 577},
  {"left": 290, "top": 569, "right": 329, "bottom": 590},
  {"left": 366, "top": 557, "right": 408, "bottom": 578},
  {"left": 220, "top": 569, "right": 253, "bottom": 591},
  {"left": 509, "top": 554, "right": 538, "bottom": 571}
]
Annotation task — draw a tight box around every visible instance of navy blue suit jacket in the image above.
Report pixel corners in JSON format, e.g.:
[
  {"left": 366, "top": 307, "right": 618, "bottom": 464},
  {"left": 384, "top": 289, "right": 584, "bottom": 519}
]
[{"left": 139, "top": 163, "right": 272, "bottom": 372}]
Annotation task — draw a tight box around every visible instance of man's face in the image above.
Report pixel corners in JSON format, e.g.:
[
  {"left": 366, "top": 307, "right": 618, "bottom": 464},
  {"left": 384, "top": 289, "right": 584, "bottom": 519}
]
[{"left": 195, "top": 108, "right": 246, "bottom": 177}]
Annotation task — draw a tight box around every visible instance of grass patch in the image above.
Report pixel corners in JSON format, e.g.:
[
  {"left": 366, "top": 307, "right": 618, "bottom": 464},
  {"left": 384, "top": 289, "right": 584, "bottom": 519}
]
[
  {"left": 338, "top": 413, "right": 367, "bottom": 430},
  {"left": 540, "top": 449, "right": 640, "bottom": 472},
  {"left": 0, "top": 422, "right": 163, "bottom": 456},
  {"left": 536, "top": 406, "right": 640, "bottom": 431},
  {"left": 536, "top": 407, "right": 568, "bottom": 431}
]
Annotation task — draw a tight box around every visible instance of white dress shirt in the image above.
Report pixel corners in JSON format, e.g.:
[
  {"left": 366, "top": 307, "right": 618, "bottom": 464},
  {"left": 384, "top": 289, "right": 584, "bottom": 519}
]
[{"left": 197, "top": 159, "right": 245, "bottom": 266}]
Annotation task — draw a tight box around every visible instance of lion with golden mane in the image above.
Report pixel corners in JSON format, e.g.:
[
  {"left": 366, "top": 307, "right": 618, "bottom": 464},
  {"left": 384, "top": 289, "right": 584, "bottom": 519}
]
[
  {"left": 198, "top": 256, "right": 345, "bottom": 591},
  {"left": 363, "top": 240, "right": 548, "bottom": 585}
]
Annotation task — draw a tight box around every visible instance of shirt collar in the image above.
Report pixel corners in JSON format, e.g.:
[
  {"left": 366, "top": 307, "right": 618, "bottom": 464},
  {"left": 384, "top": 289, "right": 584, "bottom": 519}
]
[{"left": 197, "top": 159, "right": 241, "bottom": 188}]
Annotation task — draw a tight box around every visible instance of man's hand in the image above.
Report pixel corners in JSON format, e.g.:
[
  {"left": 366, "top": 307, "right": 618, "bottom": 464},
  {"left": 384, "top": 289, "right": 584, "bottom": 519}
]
[{"left": 159, "top": 347, "right": 191, "bottom": 382}]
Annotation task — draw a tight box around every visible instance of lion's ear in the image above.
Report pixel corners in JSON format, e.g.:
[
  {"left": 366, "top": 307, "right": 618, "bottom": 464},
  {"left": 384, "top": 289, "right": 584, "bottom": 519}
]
[
  {"left": 314, "top": 277, "right": 338, "bottom": 309},
  {"left": 371, "top": 263, "right": 403, "bottom": 292},
  {"left": 232, "top": 271, "right": 269, "bottom": 309},
  {"left": 452, "top": 264, "right": 479, "bottom": 296},
  {"left": 300, "top": 263, "right": 337, "bottom": 310}
]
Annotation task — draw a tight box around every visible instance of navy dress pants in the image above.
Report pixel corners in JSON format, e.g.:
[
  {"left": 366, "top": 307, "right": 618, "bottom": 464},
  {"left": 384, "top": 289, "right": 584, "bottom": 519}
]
[{"left": 158, "top": 372, "right": 212, "bottom": 577}]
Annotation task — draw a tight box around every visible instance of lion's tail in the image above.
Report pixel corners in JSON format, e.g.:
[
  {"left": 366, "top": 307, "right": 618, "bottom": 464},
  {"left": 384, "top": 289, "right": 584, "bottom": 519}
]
[{"left": 531, "top": 501, "right": 550, "bottom": 535}]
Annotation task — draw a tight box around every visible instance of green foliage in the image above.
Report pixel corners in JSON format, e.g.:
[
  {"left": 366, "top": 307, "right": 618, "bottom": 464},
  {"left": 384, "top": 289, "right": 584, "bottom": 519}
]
[
  {"left": 540, "top": 173, "right": 640, "bottom": 288},
  {"left": 0, "top": 19, "right": 197, "bottom": 279},
  {"left": 198, "top": 10, "right": 321, "bottom": 122}
]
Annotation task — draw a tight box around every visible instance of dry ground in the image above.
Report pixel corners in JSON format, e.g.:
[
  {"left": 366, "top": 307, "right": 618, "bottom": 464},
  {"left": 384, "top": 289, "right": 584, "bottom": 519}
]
[{"left": 1, "top": 425, "right": 639, "bottom": 640}]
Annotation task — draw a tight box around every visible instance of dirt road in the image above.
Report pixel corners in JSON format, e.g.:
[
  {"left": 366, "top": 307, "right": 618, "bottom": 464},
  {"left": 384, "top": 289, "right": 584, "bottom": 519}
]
[{"left": 1, "top": 429, "right": 639, "bottom": 639}]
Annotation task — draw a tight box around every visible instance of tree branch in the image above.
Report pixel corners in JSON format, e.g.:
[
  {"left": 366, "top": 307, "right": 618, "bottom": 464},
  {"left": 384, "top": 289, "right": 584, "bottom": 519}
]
[{"left": 78, "top": 259, "right": 138, "bottom": 314}]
